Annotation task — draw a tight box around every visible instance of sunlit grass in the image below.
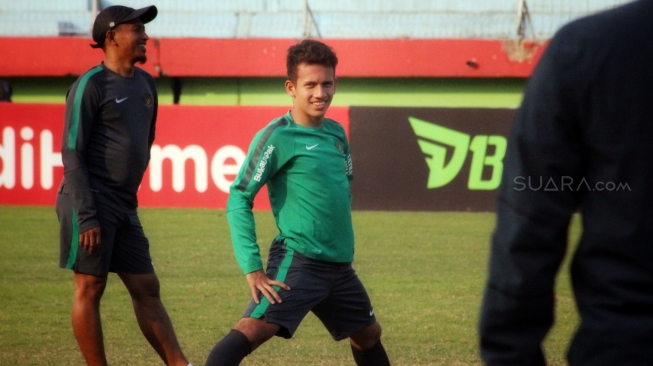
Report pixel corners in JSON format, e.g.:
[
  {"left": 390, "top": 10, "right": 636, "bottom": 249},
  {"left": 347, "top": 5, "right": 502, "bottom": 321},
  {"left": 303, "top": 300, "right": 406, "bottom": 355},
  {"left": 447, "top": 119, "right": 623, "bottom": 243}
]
[{"left": 0, "top": 206, "right": 580, "bottom": 365}]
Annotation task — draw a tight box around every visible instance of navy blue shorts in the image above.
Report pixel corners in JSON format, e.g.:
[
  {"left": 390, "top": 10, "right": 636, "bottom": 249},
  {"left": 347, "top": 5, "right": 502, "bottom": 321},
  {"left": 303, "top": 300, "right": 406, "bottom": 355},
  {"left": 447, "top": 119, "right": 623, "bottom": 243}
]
[
  {"left": 243, "top": 239, "right": 377, "bottom": 340},
  {"left": 56, "top": 190, "right": 154, "bottom": 276}
]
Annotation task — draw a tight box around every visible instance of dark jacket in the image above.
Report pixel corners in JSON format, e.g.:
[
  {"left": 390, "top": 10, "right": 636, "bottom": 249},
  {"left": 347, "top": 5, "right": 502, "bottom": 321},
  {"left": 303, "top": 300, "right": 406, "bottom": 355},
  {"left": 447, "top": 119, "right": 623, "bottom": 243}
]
[{"left": 480, "top": 1, "right": 653, "bottom": 364}]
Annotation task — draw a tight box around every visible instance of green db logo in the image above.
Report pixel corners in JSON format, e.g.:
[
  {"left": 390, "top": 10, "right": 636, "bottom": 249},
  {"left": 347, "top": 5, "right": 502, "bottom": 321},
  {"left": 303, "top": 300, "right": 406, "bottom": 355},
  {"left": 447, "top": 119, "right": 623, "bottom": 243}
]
[{"left": 409, "top": 117, "right": 507, "bottom": 190}]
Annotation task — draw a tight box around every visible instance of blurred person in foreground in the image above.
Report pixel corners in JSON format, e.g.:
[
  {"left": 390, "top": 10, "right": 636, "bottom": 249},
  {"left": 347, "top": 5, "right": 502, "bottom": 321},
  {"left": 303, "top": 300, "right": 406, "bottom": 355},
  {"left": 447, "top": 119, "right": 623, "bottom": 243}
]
[
  {"left": 56, "top": 5, "right": 192, "bottom": 366},
  {"left": 205, "top": 39, "right": 390, "bottom": 366},
  {"left": 0, "top": 80, "right": 11, "bottom": 102},
  {"left": 479, "top": 0, "right": 653, "bottom": 365}
]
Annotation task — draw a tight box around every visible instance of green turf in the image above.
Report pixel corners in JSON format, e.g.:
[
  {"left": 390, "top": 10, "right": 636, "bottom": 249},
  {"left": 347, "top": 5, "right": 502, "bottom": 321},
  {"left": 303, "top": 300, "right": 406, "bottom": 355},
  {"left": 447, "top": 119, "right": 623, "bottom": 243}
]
[{"left": 0, "top": 206, "right": 581, "bottom": 365}]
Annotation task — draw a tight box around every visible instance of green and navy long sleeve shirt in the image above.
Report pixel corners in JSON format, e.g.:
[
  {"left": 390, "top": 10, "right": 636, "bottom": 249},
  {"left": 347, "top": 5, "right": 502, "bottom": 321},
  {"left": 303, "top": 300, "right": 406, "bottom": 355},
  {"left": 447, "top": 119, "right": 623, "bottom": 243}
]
[
  {"left": 227, "top": 112, "right": 355, "bottom": 274},
  {"left": 60, "top": 63, "right": 157, "bottom": 232}
]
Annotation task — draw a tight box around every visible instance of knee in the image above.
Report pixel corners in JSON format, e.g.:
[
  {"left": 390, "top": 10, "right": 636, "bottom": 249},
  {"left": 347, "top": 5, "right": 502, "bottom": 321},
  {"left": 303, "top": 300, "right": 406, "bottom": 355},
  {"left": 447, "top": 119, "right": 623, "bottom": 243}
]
[
  {"left": 136, "top": 277, "right": 161, "bottom": 298},
  {"left": 74, "top": 275, "right": 107, "bottom": 303},
  {"left": 233, "top": 318, "right": 278, "bottom": 351},
  {"left": 350, "top": 322, "right": 383, "bottom": 351},
  {"left": 120, "top": 273, "right": 161, "bottom": 301}
]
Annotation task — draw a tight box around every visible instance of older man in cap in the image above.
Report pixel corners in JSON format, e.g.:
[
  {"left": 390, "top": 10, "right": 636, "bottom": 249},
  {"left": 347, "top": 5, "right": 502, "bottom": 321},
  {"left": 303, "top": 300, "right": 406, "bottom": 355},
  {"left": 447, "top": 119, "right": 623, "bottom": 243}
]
[{"left": 56, "top": 5, "right": 192, "bottom": 366}]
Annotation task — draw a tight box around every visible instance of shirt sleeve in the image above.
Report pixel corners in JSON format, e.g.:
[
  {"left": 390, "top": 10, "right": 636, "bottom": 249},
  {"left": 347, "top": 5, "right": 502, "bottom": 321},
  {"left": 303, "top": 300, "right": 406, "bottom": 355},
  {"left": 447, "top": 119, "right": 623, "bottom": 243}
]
[
  {"left": 61, "top": 76, "right": 102, "bottom": 233},
  {"left": 343, "top": 128, "right": 354, "bottom": 183},
  {"left": 226, "top": 126, "right": 286, "bottom": 274},
  {"left": 479, "top": 25, "right": 588, "bottom": 365},
  {"left": 340, "top": 126, "right": 354, "bottom": 208},
  {"left": 148, "top": 76, "right": 158, "bottom": 156}
]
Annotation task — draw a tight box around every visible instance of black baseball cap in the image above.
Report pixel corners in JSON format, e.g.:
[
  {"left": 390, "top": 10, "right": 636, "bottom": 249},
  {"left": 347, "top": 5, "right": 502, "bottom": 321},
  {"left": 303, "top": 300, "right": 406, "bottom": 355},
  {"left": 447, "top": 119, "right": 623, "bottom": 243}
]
[{"left": 90, "top": 5, "right": 158, "bottom": 49}]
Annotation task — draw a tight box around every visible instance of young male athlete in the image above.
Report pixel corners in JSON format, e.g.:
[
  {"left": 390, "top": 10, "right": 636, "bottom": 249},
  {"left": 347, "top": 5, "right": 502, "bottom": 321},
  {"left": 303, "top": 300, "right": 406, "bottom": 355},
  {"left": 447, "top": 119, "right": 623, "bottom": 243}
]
[
  {"left": 205, "top": 39, "right": 391, "bottom": 366},
  {"left": 56, "top": 5, "right": 192, "bottom": 366}
]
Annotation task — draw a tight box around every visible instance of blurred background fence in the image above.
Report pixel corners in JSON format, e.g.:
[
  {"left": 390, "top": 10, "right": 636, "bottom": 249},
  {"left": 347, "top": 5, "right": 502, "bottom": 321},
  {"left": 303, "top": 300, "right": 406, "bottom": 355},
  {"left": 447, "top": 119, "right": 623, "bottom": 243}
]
[{"left": 0, "top": 0, "right": 633, "bottom": 40}]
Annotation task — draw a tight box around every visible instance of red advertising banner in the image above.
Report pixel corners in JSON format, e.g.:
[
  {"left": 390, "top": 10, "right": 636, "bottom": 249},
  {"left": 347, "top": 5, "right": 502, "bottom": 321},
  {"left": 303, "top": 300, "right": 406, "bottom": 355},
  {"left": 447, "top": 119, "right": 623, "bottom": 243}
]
[{"left": 0, "top": 103, "right": 350, "bottom": 208}]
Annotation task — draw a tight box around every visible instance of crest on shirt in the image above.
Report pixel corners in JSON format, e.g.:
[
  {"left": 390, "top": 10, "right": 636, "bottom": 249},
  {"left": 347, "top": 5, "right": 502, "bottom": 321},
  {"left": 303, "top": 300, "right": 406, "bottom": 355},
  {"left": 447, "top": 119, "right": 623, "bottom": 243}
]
[
  {"left": 335, "top": 142, "right": 344, "bottom": 153},
  {"left": 144, "top": 94, "right": 153, "bottom": 107}
]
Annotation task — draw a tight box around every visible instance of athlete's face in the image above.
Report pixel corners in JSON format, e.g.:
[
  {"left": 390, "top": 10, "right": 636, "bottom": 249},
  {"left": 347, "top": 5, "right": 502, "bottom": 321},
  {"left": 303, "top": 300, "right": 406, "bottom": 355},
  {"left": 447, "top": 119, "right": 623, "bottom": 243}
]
[
  {"left": 110, "top": 20, "right": 149, "bottom": 64},
  {"left": 286, "top": 63, "right": 337, "bottom": 127}
]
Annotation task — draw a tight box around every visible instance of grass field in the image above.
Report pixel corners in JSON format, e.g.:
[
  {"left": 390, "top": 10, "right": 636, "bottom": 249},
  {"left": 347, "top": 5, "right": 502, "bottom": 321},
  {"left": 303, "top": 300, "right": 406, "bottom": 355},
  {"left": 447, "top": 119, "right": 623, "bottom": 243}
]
[{"left": 0, "top": 205, "right": 581, "bottom": 365}]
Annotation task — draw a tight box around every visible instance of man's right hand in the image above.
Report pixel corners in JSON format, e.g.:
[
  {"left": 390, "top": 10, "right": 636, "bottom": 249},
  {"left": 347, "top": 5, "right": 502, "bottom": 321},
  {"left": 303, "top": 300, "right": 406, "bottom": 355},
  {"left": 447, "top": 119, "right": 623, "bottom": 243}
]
[
  {"left": 79, "top": 227, "right": 101, "bottom": 254},
  {"left": 245, "top": 269, "right": 291, "bottom": 305}
]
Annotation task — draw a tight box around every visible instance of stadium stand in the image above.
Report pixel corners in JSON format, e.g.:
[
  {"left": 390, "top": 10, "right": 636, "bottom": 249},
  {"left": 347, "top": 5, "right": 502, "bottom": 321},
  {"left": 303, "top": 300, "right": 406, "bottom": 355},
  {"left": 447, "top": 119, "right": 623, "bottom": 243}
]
[{"left": 0, "top": 0, "right": 633, "bottom": 39}]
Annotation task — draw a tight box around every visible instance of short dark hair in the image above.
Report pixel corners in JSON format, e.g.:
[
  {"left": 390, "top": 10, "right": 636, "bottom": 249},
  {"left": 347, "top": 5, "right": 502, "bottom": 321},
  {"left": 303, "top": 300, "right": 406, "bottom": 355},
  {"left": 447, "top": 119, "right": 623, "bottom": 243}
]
[{"left": 286, "top": 39, "right": 338, "bottom": 82}]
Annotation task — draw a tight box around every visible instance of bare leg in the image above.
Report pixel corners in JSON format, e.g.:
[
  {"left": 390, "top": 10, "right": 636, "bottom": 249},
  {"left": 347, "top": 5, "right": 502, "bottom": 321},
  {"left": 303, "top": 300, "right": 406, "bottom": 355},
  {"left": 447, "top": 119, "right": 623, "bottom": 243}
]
[
  {"left": 350, "top": 321, "right": 382, "bottom": 351},
  {"left": 72, "top": 272, "right": 108, "bottom": 366},
  {"left": 118, "top": 272, "right": 189, "bottom": 366},
  {"left": 233, "top": 317, "right": 280, "bottom": 351},
  {"left": 205, "top": 317, "right": 279, "bottom": 366},
  {"left": 350, "top": 322, "right": 390, "bottom": 366}
]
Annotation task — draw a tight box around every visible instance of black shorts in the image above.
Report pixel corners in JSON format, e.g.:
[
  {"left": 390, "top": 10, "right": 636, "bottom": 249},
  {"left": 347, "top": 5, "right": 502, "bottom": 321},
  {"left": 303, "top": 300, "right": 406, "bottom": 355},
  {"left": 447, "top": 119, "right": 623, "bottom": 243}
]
[
  {"left": 56, "top": 191, "right": 154, "bottom": 276},
  {"left": 243, "top": 239, "right": 377, "bottom": 340}
]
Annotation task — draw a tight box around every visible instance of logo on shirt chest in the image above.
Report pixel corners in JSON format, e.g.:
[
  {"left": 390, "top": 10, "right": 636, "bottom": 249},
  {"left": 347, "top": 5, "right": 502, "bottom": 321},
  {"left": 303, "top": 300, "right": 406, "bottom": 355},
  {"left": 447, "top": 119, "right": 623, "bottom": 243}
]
[
  {"left": 144, "top": 94, "right": 153, "bottom": 107},
  {"left": 303, "top": 140, "right": 344, "bottom": 154}
]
